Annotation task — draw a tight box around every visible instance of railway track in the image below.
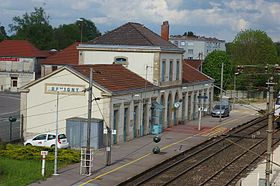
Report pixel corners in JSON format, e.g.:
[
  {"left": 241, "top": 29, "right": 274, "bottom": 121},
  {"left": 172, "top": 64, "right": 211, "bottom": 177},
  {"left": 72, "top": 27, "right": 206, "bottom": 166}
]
[{"left": 119, "top": 117, "right": 280, "bottom": 186}]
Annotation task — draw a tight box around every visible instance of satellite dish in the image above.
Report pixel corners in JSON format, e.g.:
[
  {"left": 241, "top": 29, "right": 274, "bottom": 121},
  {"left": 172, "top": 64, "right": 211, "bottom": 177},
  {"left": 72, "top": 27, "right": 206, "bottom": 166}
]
[{"left": 174, "top": 102, "right": 181, "bottom": 109}]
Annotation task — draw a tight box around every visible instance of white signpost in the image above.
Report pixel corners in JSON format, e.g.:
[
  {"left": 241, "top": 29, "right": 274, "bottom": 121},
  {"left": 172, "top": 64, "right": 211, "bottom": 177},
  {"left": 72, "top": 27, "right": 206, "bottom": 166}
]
[{"left": 41, "top": 151, "right": 48, "bottom": 177}]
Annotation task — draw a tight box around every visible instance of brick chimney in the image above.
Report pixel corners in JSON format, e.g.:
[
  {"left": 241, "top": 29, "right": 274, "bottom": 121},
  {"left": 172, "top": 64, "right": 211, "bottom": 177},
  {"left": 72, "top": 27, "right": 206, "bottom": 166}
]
[{"left": 161, "top": 21, "right": 169, "bottom": 41}]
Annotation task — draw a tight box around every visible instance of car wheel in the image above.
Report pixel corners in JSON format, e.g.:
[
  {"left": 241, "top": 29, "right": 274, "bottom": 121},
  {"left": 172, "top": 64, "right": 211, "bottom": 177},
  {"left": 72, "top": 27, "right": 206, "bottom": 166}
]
[
  {"left": 51, "top": 145, "right": 55, "bottom": 148},
  {"left": 26, "top": 143, "right": 32, "bottom": 146}
]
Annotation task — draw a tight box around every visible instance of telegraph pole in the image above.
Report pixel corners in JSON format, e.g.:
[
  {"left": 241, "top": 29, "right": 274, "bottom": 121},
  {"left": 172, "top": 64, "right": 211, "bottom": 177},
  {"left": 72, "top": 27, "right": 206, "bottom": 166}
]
[
  {"left": 86, "top": 68, "right": 93, "bottom": 174},
  {"left": 219, "top": 63, "right": 224, "bottom": 122},
  {"left": 53, "top": 91, "right": 59, "bottom": 175},
  {"left": 265, "top": 77, "right": 274, "bottom": 186}
]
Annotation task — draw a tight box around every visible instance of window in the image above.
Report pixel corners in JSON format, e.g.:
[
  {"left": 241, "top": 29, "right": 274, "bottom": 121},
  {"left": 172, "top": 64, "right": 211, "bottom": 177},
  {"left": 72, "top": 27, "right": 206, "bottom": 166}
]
[
  {"left": 33, "top": 134, "right": 47, "bottom": 140},
  {"left": 188, "top": 49, "right": 193, "bottom": 55},
  {"left": 113, "top": 56, "right": 128, "bottom": 66},
  {"left": 161, "top": 60, "right": 166, "bottom": 82},
  {"left": 176, "top": 60, "right": 180, "bottom": 80},
  {"left": 169, "top": 60, "right": 173, "bottom": 81},
  {"left": 180, "top": 41, "right": 185, "bottom": 46},
  {"left": 174, "top": 41, "right": 178, "bottom": 46},
  {"left": 48, "top": 134, "right": 56, "bottom": 140},
  {"left": 52, "top": 66, "right": 58, "bottom": 71},
  {"left": 11, "top": 77, "right": 18, "bottom": 87}
]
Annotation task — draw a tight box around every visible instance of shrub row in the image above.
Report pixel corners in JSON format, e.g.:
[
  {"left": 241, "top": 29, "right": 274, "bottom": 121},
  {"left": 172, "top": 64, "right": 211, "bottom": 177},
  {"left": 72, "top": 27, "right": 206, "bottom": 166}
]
[{"left": 0, "top": 144, "right": 80, "bottom": 163}]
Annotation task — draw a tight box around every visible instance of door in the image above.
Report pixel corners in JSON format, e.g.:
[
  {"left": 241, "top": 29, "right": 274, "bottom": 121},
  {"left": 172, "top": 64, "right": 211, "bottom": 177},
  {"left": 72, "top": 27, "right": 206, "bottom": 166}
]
[
  {"left": 46, "top": 134, "right": 56, "bottom": 146},
  {"left": 141, "top": 103, "right": 147, "bottom": 136},
  {"left": 133, "top": 106, "right": 138, "bottom": 138},
  {"left": 123, "top": 108, "right": 128, "bottom": 142},
  {"left": 32, "top": 134, "right": 47, "bottom": 147},
  {"left": 113, "top": 110, "right": 119, "bottom": 144}
]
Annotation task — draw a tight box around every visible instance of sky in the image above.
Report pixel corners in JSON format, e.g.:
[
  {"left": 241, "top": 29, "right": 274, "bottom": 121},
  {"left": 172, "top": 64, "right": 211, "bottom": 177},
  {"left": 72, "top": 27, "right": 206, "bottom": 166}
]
[{"left": 0, "top": 0, "right": 280, "bottom": 42}]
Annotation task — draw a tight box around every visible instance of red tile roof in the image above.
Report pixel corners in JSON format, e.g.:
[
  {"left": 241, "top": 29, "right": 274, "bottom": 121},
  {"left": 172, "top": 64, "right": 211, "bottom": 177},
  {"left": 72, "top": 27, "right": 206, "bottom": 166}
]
[
  {"left": 0, "top": 40, "right": 48, "bottom": 58},
  {"left": 182, "top": 61, "right": 212, "bottom": 84},
  {"left": 41, "top": 42, "right": 79, "bottom": 65},
  {"left": 91, "top": 22, "right": 180, "bottom": 50},
  {"left": 72, "top": 64, "right": 156, "bottom": 93},
  {"left": 183, "top": 59, "right": 202, "bottom": 70}
]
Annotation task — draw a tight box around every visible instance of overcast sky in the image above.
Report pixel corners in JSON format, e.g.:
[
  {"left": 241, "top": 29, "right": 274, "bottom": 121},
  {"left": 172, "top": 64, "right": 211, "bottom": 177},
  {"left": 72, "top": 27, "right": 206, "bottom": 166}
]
[{"left": 1, "top": 0, "right": 279, "bottom": 42}]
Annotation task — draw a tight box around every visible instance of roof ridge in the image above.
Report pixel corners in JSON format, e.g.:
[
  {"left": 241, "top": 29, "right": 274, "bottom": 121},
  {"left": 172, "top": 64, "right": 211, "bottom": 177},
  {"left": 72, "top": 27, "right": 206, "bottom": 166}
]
[
  {"left": 129, "top": 23, "right": 154, "bottom": 46},
  {"left": 90, "top": 22, "right": 132, "bottom": 43}
]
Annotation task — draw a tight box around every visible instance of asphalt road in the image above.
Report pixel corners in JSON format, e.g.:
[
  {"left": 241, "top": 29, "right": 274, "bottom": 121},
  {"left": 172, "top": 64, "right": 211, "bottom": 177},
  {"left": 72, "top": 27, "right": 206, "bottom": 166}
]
[
  {"left": 0, "top": 92, "right": 20, "bottom": 117},
  {"left": 0, "top": 92, "right": 21, "bottom": 142}
]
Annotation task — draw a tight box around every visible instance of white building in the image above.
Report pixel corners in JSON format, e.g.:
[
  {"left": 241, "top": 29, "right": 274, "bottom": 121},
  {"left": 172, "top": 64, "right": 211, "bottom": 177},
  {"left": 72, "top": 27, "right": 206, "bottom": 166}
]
[
  {"left": 169, "top": 34, "right": 226, "bottom": 60},
  {"left": 21, "top": 64, "right": 159, "bottom": 144},
  {"left": 0, "top": 40, "right": 49, "bottom": 92}
]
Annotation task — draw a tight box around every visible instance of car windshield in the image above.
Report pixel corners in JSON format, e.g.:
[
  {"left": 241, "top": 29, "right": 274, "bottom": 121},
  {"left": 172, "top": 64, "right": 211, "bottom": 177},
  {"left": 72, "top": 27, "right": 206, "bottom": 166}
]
[{"left": 214, "top": 105, "right": 226, "bottom": 110}]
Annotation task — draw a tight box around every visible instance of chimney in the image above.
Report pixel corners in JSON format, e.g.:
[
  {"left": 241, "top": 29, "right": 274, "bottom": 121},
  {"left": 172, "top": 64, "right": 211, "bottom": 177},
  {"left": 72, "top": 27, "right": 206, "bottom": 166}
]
[{"left": 161, "top": 21, "right": 169, "bottom": 41}]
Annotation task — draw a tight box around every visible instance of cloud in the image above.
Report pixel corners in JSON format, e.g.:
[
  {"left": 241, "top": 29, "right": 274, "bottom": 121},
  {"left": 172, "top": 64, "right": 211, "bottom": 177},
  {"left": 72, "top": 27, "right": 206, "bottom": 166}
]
[{"left": 0, "top": 0, "right": 279, "bottom": 41}]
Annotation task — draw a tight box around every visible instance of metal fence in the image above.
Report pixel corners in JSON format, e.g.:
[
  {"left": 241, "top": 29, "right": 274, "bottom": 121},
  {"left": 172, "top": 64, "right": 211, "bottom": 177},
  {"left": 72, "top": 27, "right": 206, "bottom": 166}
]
[
  {"left": 0, "top": 114, "right": 21, "bottom": 142},
  {"left": 224, "top": 90, "right": 265, "bottom": 100}
]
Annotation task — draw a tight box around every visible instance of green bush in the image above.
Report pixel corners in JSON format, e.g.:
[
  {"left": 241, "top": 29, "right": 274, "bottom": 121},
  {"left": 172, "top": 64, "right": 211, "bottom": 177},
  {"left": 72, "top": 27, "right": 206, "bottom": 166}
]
[{"left": 0, "top": 144, "right": 80, "bottom": 163}]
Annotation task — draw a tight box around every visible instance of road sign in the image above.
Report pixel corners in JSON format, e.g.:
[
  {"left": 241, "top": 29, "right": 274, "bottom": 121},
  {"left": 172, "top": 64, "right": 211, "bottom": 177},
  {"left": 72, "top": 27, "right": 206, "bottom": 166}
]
[{"left": 41, "top": 151, "right": 48, "bottom": 156}]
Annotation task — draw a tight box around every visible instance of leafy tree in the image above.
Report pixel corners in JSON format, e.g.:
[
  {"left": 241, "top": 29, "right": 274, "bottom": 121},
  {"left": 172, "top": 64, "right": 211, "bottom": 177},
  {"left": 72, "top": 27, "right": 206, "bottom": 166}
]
[
  {"left": 0, "top": 25, "right": 8, "bottom": 41},
  {"left": 203, "top": 50, "right": 233, "bottom": 94},
  {"left": 230, "top": 29, "right": 278, "bottom": 65},
  {"left": 53, "top": 23, "right": 80, "bottom": 50},
  {"left": 183, "top": 31, "right": 194, "bottom": 37},
  {"left": 53, "top": 18, "right": 101, "bottom": 50},
  {"left": 9, "top": 7, "right": 54, "bottom": 50}
]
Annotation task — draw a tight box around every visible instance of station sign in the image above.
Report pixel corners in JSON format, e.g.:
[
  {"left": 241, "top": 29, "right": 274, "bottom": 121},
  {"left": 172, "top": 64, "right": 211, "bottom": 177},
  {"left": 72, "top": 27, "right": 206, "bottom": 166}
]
[
  {"left": 45, "top": 83, "right": 85, "bottom": 95},
  {"left": 0, "top": 57, "right": 20, "bottom": 62}
]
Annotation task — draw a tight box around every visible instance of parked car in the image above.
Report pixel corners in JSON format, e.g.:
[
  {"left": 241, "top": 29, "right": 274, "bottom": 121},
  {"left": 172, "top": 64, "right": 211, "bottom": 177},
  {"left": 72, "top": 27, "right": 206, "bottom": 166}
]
[
  {"left": 24, "top": 133, "right": 69, "bottom": 149},
  {"left": 211, "top": 104, "right": 230, "bottom": 117}
]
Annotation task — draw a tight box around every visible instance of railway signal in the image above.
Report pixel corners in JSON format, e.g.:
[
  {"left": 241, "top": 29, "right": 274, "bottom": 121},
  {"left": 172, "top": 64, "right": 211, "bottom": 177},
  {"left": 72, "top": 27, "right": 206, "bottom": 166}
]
[{"left": 152, "top": 135, "right": 161, "bottom": 154}]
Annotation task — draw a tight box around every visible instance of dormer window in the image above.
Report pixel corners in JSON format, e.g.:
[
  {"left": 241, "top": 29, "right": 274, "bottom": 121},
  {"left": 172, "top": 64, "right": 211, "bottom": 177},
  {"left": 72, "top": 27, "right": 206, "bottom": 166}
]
[{"left": 113, "top": 56, "right": 128, "bottom": 66}]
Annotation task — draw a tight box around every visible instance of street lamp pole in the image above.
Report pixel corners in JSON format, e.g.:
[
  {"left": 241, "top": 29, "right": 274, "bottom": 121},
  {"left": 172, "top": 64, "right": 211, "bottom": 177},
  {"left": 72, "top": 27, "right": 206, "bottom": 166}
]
[
  {"left": 76, "top": 18, "right": 83, "bottom": 43},
  {"left": 219, "top": 63, "right": 224, "bottom": 122}
]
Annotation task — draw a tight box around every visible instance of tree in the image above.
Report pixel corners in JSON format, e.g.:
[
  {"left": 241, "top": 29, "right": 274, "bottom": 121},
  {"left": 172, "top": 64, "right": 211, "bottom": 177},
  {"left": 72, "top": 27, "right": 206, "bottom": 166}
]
[
  {"left": 53, "top": 23, "right": 80, "bottom": 50},
  {"left": 230, "top": 29, "right": 278, "bottom": 65},
  {"left": 0, "top": 25, "right": 8, "bottom": 41},
  {"left": 203, "top": 51, "right": 233, "bottom": 94},
  {"left": 53, "top": 18, "right": 101, "bottom": 50},
  {"left": 9, "top": 7, "right": 54, "bottom": 50}
]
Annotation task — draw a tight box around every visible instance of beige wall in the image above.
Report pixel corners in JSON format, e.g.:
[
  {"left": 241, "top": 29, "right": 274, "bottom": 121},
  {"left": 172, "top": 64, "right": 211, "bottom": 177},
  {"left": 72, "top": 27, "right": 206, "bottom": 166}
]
[
  {"left": 82, "top": 50, "right": 155, "bottom": 82},
  {"left": 22, "top": 69, "right": 105, "bottom": 138}
]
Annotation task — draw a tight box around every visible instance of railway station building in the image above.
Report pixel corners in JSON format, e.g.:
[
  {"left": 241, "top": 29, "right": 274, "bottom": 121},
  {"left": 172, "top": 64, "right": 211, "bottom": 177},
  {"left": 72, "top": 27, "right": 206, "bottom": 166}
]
[{"left": 21, "top": 21, "right": 214, "bottom": 145}]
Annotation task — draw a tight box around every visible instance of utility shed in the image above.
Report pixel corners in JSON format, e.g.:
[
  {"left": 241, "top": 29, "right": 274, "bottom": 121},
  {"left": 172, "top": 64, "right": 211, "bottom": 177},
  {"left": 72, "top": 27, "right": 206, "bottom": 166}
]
[{"left": 66, "top": 117, "right": 104, "bottom": 149}]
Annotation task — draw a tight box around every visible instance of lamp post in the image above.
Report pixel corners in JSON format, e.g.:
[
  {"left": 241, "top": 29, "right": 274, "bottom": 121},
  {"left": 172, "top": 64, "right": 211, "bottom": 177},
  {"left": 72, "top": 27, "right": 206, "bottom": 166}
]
[
  {"left": 76, "top": 18, "right": 83, "bottom": 43},
  {"left": 233, "top": 72, "right": 239, "bottom": 109}
]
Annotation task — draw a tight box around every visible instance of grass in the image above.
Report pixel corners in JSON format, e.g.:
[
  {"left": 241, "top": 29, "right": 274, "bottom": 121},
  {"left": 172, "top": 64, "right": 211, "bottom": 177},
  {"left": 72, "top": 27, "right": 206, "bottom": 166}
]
[
  {"left": 0, "top": 158, "right": 53, "bottom": 186},
  {"left": 0, "top": 144, "right": 80, "bottom": 186}
]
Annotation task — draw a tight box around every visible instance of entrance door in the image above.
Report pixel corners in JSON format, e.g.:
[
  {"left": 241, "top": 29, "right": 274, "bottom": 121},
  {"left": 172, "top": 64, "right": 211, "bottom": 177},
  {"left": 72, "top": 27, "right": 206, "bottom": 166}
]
[
  {"left": 133, "top": 106, "right": 138, "bottom": 138},
  {"left": 113, "top": 110, "right": 118, "bottom": 144},
  {"left": 141, "top": 104, "right": 146, "bottom": 136},
  {"left": 123, "top": 108, "right": 128, "bottom": 142}
]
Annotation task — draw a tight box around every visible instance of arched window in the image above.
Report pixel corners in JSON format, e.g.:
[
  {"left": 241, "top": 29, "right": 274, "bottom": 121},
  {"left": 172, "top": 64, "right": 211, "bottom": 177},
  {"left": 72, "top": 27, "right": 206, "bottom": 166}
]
[{"left": 113, "top": 56, "right": 129, "bottom": 66}]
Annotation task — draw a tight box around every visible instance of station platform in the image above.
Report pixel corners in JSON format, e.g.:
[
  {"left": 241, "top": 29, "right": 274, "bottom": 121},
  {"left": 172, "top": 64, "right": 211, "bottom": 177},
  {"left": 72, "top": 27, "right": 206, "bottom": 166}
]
[{"left": 30, "top": 103, "right": 264, "bottom": 186}]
